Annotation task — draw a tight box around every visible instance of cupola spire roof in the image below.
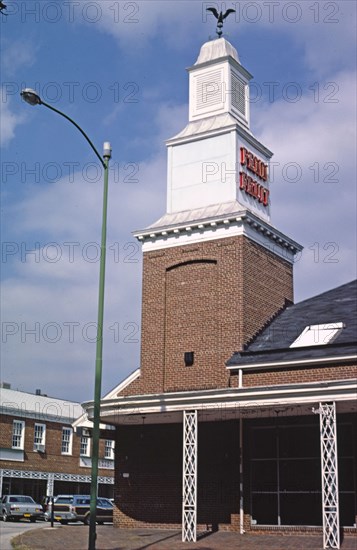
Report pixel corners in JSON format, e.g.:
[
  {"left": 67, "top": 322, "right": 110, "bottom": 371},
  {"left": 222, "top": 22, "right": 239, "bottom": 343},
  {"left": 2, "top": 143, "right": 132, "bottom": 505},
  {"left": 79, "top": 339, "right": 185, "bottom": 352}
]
[{"left": 194, "top": 37, "right": 240, "bottom": 65}]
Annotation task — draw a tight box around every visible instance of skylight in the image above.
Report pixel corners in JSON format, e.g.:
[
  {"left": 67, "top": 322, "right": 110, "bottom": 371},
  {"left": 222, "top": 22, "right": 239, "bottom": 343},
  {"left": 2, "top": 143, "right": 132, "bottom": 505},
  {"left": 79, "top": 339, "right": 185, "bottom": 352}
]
[{"left": 290, "top": 322, "right": 344, "bottom": 348}]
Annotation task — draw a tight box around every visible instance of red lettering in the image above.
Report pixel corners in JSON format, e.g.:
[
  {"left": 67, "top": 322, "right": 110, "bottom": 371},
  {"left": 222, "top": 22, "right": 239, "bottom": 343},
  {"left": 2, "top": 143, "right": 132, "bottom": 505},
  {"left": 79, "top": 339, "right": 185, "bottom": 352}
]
[
  {"left": 253, "top": 157, "right": 258, "bottom": 175},
  {"left": 239, "top": 172, "right": 246, "bottom": 190},
  {"left": 261, "top": 163, "right": 268, "bottom": 182},
  {"left": 240, "top": 145, "right": 268, "bottom": 182},
  {"left": 262, "top": 188, "right": 269, "bottom": 206},
  {"left": 239, "top": 170, "right": 269, "bottom": 207}
]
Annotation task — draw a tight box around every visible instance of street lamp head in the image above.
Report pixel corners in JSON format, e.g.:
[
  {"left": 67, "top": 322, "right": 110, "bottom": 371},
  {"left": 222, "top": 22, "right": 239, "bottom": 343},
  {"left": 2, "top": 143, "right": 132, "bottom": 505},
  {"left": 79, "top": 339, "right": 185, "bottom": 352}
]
[
  {"left": 103, "top": 141, "right": 112, "bottom": 159},
  {"left": 20, "top": 88, "right": 42, "bottom": 106}
]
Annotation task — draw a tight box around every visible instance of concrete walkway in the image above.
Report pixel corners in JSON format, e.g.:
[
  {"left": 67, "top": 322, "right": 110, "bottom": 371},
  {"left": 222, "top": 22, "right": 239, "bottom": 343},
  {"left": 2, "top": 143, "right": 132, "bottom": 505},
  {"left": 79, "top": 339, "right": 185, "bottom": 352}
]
[{"left": 12, "top": 525, "right": 357, "bottom": 550}]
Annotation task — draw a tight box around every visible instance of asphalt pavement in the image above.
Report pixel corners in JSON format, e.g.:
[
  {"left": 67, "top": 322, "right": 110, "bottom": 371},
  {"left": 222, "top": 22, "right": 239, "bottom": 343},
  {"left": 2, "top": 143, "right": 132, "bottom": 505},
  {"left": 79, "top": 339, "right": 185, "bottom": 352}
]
[
  {"left": 9, "top": 524, "right": 357, "bottom": 550},
  {"left": 0, "top": 519, "right": 45, "bottom": 550}
]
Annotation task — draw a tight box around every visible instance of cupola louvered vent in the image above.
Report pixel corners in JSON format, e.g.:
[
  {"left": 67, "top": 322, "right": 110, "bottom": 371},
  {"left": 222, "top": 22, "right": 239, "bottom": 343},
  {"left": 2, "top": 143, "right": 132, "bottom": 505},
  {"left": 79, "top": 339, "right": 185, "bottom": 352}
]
[
  {"left": 195, "top": 68, "right": 223, "bottom": 111},
  {"left": 231, "top": 72, "right": 246, "bottom": 116}
]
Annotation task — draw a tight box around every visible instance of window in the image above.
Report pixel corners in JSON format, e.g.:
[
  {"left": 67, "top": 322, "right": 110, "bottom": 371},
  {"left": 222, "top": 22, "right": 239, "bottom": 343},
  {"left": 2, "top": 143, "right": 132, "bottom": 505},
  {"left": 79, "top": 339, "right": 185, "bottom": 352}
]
[
  {"left": 55, "top": 496, "right": 74, "bottom": 504},
  {"left": 9, "top": 496, "right": 35, "bottom": 504},
  {"left": 61, "top": 427, "right": 73, "bottom": 455},
  {"left": 80, "top": 436, "right": 90, "bottom": 457},
  {"left": 12, "top": 420, "right": 25, "bottom": 449},
  {"left": 33, "top": 423, "right": 46, "bottom": 451},
  {"left": 250, "top": 423, "right": 322, "bottom": 526},
  {"left": 104, "top": 439, "right": 115, "bottom": 460},
  {"left": 290, "top": 322, "right": 344, "bottom": 348}
]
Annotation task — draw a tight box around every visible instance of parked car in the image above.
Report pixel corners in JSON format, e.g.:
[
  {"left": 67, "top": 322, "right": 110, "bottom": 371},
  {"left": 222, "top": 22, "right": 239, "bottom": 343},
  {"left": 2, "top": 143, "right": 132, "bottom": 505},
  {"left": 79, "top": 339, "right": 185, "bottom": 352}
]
[
  {"left": 1, "top": 495, "right": 43, "bottom": 522},
  {"left": 44, "top": 495, "right": 113, "bottom": 525}
]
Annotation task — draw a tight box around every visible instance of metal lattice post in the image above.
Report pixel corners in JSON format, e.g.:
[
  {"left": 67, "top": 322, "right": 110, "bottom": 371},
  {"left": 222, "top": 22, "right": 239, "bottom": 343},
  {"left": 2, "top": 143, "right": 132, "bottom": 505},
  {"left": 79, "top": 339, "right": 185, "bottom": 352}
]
[
  {"left": 182, "top": 410, "right": 198, "bottom": 543},
  {"left": 319, "top": 402, "right": 340, "bottom": 549}
]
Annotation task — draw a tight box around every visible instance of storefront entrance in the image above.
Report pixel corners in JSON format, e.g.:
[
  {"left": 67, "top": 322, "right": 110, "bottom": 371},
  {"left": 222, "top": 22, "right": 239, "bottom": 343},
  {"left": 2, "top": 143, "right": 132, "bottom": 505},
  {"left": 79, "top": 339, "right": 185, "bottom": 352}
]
[{"left": 246, "top": 414, "right": 356, "bottom": 527}]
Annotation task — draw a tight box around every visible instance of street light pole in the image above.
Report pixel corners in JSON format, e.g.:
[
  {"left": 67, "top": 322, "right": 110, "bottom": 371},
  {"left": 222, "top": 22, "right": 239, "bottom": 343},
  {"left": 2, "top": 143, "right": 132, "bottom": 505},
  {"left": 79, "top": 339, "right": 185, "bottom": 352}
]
[
  {"left": 88, "top": 142, "right": 111, "bottom": 550},
  {"left": 20, "top": 89, "right": 111, "bottom": 550}
]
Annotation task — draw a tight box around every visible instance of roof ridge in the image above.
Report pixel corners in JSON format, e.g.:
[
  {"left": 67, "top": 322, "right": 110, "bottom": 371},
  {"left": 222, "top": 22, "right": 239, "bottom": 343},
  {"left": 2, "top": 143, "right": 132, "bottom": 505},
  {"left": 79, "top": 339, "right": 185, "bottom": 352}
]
[
  {"left": 240, "top": 340, "right": 357, "bottom": 357},
  {"left": 295, "top": 279, "right": 357, "bottom": 307},
  {"left": 243, "top": 298, "right": 293, "bottom": 351}
]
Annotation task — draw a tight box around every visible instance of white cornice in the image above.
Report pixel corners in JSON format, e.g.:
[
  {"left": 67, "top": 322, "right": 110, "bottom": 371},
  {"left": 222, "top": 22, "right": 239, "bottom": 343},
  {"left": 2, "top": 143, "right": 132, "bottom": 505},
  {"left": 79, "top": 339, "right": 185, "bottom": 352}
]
[
  {"left": 226, "top": 354, "right": 357, "bottom": 371},
  {"left": 82, "top": 379, "right": 357, "bottom": 423},
  {"left": 166, "top": 116, "right": 273, "bottom": 159},
  {"left": 103, "top": 369, "right": 141, "bottom": 400},
  {"left": 133, "top": 209, "right": 302, "bottom": 263}
]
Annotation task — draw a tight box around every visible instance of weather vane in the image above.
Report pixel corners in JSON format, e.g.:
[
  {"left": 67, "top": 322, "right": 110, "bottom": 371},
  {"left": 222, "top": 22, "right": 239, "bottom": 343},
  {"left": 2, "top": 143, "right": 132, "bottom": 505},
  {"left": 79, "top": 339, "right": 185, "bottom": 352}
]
[
  {"left": 206, "top": 7, "right": 236, "bottom": 38},
  {"left": 0, "top": 1, "right": 8, "bottom": 16}
]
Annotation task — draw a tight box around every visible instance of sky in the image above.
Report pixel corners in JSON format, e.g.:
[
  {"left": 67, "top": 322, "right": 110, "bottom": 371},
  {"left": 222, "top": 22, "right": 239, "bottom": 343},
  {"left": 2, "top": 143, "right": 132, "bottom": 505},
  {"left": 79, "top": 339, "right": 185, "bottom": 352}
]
[{"left": 1, "top": 0, "right": 356, "bottom": 403}]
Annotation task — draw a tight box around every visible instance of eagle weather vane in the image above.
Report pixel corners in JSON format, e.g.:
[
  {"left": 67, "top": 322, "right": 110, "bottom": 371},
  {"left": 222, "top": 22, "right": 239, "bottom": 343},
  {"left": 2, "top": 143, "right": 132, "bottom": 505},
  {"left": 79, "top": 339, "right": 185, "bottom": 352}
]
[
  {"left": 0, "top": 1, "right": 8, "bottom": 15},
  {"left": 206, "top": 7, "right": 236, "bottom": 38}
]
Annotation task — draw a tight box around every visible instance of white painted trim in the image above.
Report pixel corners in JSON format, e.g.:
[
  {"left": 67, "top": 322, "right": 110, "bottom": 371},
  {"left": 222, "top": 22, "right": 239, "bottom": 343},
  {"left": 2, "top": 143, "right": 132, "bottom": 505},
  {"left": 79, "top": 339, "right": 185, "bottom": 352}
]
[
  {"left": 61, "top": 426, "right": 73, "bottom": 455},
  {"left": 103, "top": 368, "right": 141, "bottom": 400},
  {"left": 167, "top": 117, "right": 273, "bottom": 159},
  {"left": 12, "top": 420, "right": 25, "bottom": 450},
  {"left": 0, "top": 468, "right": 114, "bottom": 484},
  {"left": 226, "top": 354, "right": 357, "bottom": 371},
  {"left": 83, "top": 380, "right": 357, "bottom": 420},
  {"left": 72, "top": 412, "right": 110, "bottom": 431},
  {"left": 182, "top": 410, "right": 198, "bottom": 542},
  {"left": 239, "top": 418, "right": 244, "bottom": 534},
  {"left": 73, "top": 370, "right": 140, "bottom": 431},
  {"left": 138, "top": 217, "right": 299, "bottom": 264}
]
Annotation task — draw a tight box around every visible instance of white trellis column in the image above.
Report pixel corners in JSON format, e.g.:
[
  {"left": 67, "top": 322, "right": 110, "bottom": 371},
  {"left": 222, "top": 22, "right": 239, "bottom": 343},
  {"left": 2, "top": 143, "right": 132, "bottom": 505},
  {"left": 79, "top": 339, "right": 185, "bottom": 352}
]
[
  {"left": 316, "top": 402, "right": 340, "bottom": 549},
  {"left": 0, "top": 470, "right": 3, "bottom": 497},
  {"left": 182, "top": 410, "right": 198, "bottom": 542},
  {"left": 239, "top": 418, "right": 244, "bottom": 534}
]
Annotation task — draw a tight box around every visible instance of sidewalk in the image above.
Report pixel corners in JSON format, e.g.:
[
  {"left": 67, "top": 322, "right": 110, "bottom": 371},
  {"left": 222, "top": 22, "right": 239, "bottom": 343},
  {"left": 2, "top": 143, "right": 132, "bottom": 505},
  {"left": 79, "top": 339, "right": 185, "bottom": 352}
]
[{"left": 12, "top": 525, "right": 357, "bottom": 550}]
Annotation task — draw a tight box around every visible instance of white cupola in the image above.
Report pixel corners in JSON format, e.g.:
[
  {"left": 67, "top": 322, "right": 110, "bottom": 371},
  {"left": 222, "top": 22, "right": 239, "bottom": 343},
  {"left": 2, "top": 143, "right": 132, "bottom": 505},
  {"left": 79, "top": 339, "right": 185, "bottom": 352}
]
[
  {"left": 163, "top": 37, "right": 273, "bottom": 223},
  {"left": 133, "top": 37, "right": 302, "bottom": 265},
  {"left": 189, "top": 37, "right": 252, "bottom": 129}
]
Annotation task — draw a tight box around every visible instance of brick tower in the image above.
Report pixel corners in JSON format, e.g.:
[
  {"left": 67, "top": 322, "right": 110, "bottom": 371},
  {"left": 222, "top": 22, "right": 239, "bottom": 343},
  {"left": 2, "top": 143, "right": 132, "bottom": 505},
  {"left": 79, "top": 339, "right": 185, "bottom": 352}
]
[{"left": 130, "top": 37, "right": 302, "bottom": 396}]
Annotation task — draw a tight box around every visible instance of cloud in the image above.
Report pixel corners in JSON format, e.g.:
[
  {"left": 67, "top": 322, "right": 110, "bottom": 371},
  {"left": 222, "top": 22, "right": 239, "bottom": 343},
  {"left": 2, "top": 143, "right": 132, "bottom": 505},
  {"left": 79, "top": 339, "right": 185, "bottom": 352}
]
[
  {"left": 73, "top": 0, "right": 202, "bottom": 50},
  {"left": 2, "top": 3, "right": 356, "bottom": 400},
  {"left": 0, "top": 94, "right": 26, "bottom": 146},
  {"left": 252, "top": 69, "right": 357, "bottom": 300},
  {"left": 1, "top": 103, "right": 171, "bottom": 400},
  {"left": 291, "top": 1, "right": 357, "bottom": 76},
  {"left": 71, "top": 0, "right": 356, "bottom": 78},
  {"left": 1, "top": 193, "right": 143, "bottom": 401},
  {"left": 1, "top": 38, "right": 38, "bottom": 76},
  {"left": 3, "top": 63, "right": 356, "bottom": 397}
]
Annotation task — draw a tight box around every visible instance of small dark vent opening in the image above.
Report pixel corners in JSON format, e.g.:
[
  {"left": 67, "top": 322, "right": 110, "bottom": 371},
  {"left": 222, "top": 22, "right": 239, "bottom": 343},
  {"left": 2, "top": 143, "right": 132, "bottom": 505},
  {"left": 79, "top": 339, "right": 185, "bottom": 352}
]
[{"left": 184, "top": 352, "right": 194, "bottom": 367}]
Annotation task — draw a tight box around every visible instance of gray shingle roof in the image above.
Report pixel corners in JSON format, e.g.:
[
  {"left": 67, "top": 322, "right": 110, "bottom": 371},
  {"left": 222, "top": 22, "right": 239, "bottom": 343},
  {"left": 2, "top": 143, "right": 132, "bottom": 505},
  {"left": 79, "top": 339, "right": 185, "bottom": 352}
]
[
  {"left": 0, "top": 388, "right": 84, "bottom": 423},
  {"left": 227, "top": 280, "right": 357, "bottom": 368}
]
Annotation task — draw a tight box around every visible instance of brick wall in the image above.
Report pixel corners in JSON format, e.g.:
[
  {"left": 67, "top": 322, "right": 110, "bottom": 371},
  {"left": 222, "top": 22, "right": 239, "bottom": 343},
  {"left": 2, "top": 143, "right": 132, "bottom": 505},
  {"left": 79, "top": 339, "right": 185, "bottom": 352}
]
[
  {"left": 241, "top": 364, "right": 357, "bottom": 387},
  {"left": 113, "top": 421, "right": 240, "bottom": 530},
  {"left": 114, "top": 413, "right": 357, "bottom": 531},
  {"left": 112, "top": 415, "right": 356, "bottom": 532},
  {"left": 119, "top": 235, "right": 293, "bottom": 396},
  {"left": 0, "top": 414, "right": 113, "bottom": 479}
]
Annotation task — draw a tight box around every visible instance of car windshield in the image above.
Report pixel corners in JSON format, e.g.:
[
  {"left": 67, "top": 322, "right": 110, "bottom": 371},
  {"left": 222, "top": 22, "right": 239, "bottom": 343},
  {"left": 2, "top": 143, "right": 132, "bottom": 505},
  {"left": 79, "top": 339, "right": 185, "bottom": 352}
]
[
  {"left": 76, "top": 498, "right": 90, "bottom": 505},
  {"left": 55, "top": 497, "right": 74, "bottom": 504},
  {"left": 98, "top": 498, "right": 113, "bottom": 507}
]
